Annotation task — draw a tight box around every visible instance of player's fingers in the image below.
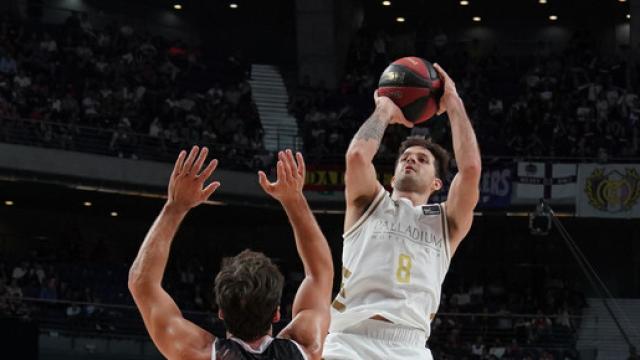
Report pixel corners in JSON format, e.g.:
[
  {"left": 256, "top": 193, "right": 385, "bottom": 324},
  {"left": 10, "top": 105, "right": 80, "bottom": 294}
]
[
  {"left": 433, "top": 63, "right": 449, "bottom": 80},
  {"left": 191, "top": 146, "right": 208, "bottom": 175},
  {"left": 276, "top": 159, "right": 285, "bottom": 183},
  {"left": 434, "top": 63, "right": 455, "bottom": 90},
  {"left": 173, "top": 150, "right": 187, "bottom": 177},
  {"left": 285, "top": 149, "right": 296, "bottom": 179},
  {"left": 202, "top": 181, "right": 220, "bottom": 199},
  {"left": 296, "top": 152, "right": 305, "bottom": 178},
  {"left": 258, "top": 171, "right": 274, "bottom": 194},
  {"left": 181, "top": 145, "right": 199, "bottom": 174},
  {"left": 198, "top": 159, "right": 218, "bottom": 181}
]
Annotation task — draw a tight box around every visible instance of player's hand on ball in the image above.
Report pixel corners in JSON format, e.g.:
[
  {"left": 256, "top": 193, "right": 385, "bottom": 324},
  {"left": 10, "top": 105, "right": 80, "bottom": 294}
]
[
  {"left": 374, "top": 90, "right": 414, "bottom": 128},
  {"left": 166, "top": 146, "right": 220, "bottom": 212},
  {"left": 433, "top": 63, "right": 462, "bottom": 115},
  {"left": 258, "top": 149, "right": 306, "bottom": 203}
]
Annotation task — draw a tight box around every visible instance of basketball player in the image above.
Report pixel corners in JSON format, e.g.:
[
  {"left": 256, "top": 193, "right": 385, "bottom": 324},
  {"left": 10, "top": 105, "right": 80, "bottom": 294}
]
[
  {"left": 322, "top": 63, "right": 481, "bottom": 359},
  {"left": 129, "top": 146, "right": 333, "bottom": 360}
]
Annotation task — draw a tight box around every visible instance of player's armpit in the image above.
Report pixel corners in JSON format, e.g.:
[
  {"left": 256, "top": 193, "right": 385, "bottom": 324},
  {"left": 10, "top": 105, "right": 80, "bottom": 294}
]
[
  {"left": 444, "top": 169, "right": 480, "bottom": 255},
  {"left": 277, "top": 308, "right": 330, "bottom": 360}
]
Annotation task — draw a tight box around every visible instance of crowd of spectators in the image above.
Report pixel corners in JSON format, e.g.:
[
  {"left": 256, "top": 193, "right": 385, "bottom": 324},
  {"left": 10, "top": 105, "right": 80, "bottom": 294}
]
[
  {"left": 0, "top": 11, "right": 269, "bottom": 169},
  {"left": 429, "top": 272, "right": 585, "bottom": 359},
  {"left": 289, "top": 29, "right": 640, "bottom": 162},
  {"left": 0, "top": 247, "right": 584, "bottom": 358}
]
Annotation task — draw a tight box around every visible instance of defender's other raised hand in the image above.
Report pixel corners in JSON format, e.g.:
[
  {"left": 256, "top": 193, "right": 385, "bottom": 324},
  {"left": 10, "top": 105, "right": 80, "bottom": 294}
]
[
  {"left": 258, "top": 149, "right": 306, "bottom": 204},
  {"left": 167, "top": 146, "right": 220, "bottom": 213}
]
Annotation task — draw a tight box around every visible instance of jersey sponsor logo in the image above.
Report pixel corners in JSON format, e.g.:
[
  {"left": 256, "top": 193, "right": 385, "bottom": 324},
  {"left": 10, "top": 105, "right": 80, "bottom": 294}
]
[
  {"left": 421, "top": 204, "right": 441, "bottom": 216},
  {"left": 372, "top": 219, "right": 443, "bottom": 249}
]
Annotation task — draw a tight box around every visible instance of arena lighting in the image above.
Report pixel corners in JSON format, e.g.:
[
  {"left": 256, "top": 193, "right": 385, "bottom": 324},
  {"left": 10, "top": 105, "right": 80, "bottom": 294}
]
[
  {"left": 396, "top": 17, "right": 405, "bottom": 22},
  {"left": 539, "top": 0, "right": 547, "bottom": 4},
  {"left": 460, "top": 0, "right": 469, "bottom": 5},
  {"left": 229, "top": 3, "right": 238, "bottom": 9},
  {"left": 472, "top": 16, "right": 481, "bottom": 22},
  {"left": 549, "top": 15, "right": 558, "bottom": 21},
  {"left": 110, "top": 211, "right": 118, "bottom": 217},
  {"left": 4, "top": 200, "right": 14, "bottom": 206},
  {"left": 83, "top": 201, "right": 92, "bottom": 207},
  {"left": 627, "top": 14, "right": 631, "bottom": 19},
  {"left": 382, "top": 1, "right": 391, "bottom": 6},
  {"left": 173, "top": 4, "right": 182, "bottom": 10},
  {"left": 619, "top": 0, "right": 627, "bottom": 3}
]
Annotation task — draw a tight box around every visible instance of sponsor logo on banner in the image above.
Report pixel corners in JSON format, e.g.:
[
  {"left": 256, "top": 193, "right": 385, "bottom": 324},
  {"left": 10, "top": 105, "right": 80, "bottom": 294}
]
[
  {"left": 577, "top": 164, "right": 640, "bottom": 218},
  {"left": 584, "top": 168, "right": 640, "bottom": 213}
]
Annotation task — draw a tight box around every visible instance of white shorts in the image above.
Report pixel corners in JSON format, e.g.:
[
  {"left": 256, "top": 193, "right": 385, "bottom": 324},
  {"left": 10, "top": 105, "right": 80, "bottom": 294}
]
[{"left": 322, "top": 319, "right": 433, "bottom": 360}]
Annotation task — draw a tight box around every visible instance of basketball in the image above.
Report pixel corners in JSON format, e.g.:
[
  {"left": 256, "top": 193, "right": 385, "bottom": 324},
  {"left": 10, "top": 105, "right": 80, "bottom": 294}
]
[{"left": 377, "top": 57, "right": 443, "bottom": 124}]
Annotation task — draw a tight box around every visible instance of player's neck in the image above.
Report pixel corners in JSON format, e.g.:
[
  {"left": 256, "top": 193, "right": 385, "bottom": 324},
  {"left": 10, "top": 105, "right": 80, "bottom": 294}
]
[
  {"left": 244, "top": 335, "right": 271, "bottom": 350},
  {"left": 391, "top": 190, "right": 431, "bottom": 206},
  {"left": 228, "top": 333, "right": 272, "bottom": 351}
]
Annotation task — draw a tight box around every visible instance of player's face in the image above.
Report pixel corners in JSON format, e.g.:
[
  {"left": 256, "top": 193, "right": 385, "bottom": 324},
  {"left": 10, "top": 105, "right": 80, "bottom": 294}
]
[{"left": 393, "top": 146, "right": 438, "bottom": 193}]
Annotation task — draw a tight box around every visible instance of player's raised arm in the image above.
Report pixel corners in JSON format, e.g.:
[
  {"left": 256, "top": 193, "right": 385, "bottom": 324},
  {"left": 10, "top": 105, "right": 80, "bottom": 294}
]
[
  {"left": 344, "top": 92, "right": 414, "bottom": 230},
  {"left": 258, "top": 150, "right": 334, "bottom": 360},
  {"left": 434, "top": 63, "right": 482, "bottom": 255},
  {"left": 128, "top": 146, "right": 220, "bottom": 360}
]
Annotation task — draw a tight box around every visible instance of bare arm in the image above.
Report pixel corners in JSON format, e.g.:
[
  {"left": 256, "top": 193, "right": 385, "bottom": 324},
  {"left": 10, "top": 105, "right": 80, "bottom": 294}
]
[
  {"left": 128, "top": 146, "right": 220, "bottom": 360},
  {"left": 434, "top": 64, "right": 482, "bottom": 255},
  {"left": 259, "top": 150, "right": 334, "bottom": 360},
  {"left": 345, "top": 93, "right": 413, "bottom": 232}
]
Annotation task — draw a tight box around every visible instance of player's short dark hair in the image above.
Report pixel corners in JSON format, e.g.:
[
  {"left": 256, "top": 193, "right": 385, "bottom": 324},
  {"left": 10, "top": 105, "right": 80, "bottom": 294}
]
[
  {"left": 396, "top": 136, "right": 450, "bottom": 181},
  {"left": 214, "top": 250, "right": 284, "bottom": 341}
]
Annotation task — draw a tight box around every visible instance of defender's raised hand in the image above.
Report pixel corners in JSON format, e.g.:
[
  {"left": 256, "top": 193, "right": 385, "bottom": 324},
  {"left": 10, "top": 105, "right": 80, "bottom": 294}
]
[
  {"left": 258, "top": 149, "right": 305, "bottom": 203},
  {"left": 167, "top": 146, "right": 220, "bottom": 212}
]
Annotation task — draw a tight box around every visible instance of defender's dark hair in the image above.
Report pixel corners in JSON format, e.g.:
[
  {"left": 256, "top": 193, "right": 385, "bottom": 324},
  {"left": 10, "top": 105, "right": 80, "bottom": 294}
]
[
  {"left": 214, "top": 250, "right": 284, "bottom": 341},
  {"left": 396, "top": 136, "right": 450, "bottom": 181}
]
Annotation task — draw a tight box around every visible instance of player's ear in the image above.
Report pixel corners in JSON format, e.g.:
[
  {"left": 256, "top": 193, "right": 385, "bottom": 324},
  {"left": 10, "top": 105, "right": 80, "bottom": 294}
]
[
  {"left": 272, "top": 306, "right": 281, "bottom": 323},
  {"left": 432, "top": 177, "right": 443, "bottom": 192},
  {"left": 391, "top": 175, "right": 396, "bottom": 188},
  {"left": 218, "top": 309, "right": 224, "bottom": 320}
]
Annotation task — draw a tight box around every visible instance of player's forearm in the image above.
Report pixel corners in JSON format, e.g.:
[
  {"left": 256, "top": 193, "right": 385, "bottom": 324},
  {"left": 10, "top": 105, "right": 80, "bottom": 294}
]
[
  {"left": 280, "top": 194, "right": 333, "bottom": 281},
  {"left": 347, "top": 106, "right": 392, "bottom": 163},
  {"left": 447, "top": 98, "right": 482, "bottom": 175},
  {"left": 128, "top": 203, "right": 187, "bottom": 290}
]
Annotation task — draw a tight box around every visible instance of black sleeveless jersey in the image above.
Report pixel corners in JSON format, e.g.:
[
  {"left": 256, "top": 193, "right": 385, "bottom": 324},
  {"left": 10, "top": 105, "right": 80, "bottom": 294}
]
[{"left": 213, "top": 337, "right": 306, "bottom": 360}]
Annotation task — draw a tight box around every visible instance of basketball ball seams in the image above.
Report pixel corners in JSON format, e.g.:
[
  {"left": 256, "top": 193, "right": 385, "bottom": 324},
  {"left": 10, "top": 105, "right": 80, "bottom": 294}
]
[
  {"left": 394, "top": 56, "right": 429, "bottom": 78},
  {"left": 420, "top": 58, "right": 439, "bottom": 82},
  {"left": 402, "top": 97, "right": 430, "bottom": 122}
]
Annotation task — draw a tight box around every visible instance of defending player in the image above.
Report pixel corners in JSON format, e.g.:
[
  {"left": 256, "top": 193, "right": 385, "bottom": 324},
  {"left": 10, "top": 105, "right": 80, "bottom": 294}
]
[{"left": 129, "top": 147, "right": 333, "bottom": 360}]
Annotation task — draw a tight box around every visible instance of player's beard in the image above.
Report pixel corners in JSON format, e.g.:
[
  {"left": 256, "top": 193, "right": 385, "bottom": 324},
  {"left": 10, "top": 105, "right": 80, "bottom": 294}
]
[{"left": 394, "top": 173, "right": 426, "bottom": 193}]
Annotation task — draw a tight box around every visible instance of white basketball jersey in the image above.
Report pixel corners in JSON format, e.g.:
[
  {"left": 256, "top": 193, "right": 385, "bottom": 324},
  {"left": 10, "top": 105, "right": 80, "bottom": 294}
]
[{"left": 330, "top": 187, "right": 451, "bottom": 339}]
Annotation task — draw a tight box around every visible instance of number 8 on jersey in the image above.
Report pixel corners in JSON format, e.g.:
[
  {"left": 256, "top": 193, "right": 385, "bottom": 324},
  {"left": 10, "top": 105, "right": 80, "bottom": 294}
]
[{"left": 396, "top": 253, "right": 412, "bottom": 284}]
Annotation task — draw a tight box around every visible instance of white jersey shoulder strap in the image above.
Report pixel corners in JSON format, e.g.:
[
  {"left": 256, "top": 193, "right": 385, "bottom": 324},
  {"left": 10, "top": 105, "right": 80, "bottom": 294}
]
[{"left": 343, "top": 186, "right": 387, "bottom": 238}]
